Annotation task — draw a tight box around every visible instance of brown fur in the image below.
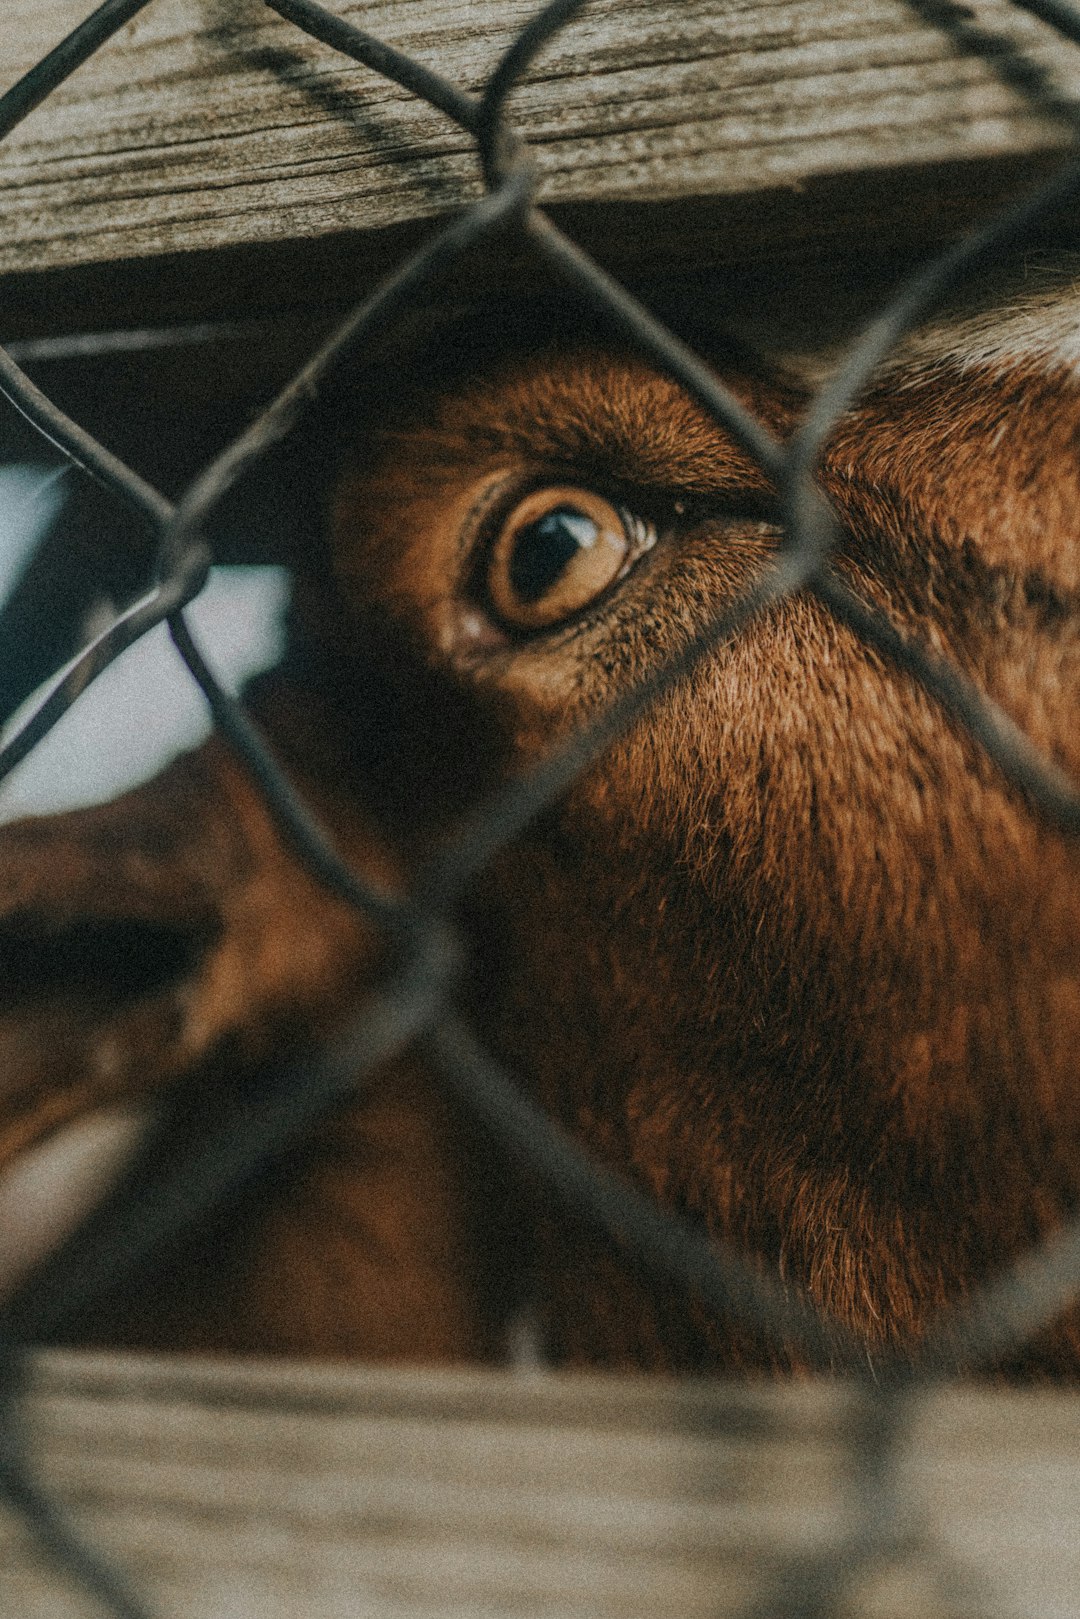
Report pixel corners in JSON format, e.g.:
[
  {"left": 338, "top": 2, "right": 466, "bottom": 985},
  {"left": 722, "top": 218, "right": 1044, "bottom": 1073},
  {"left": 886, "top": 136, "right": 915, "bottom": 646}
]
[{"left": 1, "top": 295, "right": 1079, "bottom": 1372}]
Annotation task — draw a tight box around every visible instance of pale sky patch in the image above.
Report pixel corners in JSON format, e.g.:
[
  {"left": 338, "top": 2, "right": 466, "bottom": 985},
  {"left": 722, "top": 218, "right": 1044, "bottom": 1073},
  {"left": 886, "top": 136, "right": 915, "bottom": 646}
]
[{"left": 0, "top": 465, "right": 291, "bottom": 821}]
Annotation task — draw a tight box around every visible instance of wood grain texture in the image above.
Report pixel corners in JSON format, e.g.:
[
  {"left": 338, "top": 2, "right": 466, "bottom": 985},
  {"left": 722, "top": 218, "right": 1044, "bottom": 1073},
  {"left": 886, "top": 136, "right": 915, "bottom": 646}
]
[
  {"left": 1, "top": 1351, "right": 1078, "bottom": 1617},
  {"left": 3, "top": 0, "right": 1080, "bottom": 328}
]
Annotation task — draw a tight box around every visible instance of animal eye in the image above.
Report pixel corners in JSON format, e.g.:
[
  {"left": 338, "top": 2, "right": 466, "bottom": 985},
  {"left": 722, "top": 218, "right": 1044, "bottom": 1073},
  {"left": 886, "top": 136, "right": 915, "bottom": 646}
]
[{"left": 485, "top": 485, "right": 652, "bottom": 632}]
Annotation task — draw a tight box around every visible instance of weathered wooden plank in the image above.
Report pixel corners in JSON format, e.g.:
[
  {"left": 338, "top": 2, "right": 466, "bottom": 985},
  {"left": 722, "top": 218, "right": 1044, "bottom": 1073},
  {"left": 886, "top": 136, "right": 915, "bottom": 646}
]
[
  {"left": 0, "top": 1351, "right": 1077, "bottom": 1618},
  {"left": 2, "top": 0, "right": 1080, "bottom": 330}
]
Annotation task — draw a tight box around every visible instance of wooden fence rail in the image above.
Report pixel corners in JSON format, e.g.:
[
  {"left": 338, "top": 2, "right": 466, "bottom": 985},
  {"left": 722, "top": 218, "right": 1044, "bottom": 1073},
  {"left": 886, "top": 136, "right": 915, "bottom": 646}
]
[
  {"left": 0, "top": 1351, "right": 1077, "bottom": 1619},
  {"left": 4, "top": 0, "right": 1080, "bottom": 331}
]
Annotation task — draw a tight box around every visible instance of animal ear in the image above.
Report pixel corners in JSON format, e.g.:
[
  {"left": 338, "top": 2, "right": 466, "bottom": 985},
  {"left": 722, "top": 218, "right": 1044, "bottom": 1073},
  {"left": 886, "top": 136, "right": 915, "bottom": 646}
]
[
  {"left": 0, "top": 737, "right": 373, "bottom": 1303},
  {"left": 0, "top": 737, "right": 520, "bottom": 1362}
]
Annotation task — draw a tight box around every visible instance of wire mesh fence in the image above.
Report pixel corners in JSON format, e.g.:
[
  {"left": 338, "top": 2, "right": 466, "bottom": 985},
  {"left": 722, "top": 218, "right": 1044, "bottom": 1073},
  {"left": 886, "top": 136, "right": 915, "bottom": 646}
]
[{"left": 0, "top": 0, "right": 1079, "bottom": 1614}]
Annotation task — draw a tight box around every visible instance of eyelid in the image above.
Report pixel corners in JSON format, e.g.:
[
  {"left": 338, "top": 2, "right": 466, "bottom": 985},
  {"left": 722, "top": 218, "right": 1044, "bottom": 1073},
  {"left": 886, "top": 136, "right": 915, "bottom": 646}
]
[
  {"left": 471, "top": 470, "right": 670, "bottom": 556},
  {"left": 459, "top": 470, "right": 528, "bottom": 561}
]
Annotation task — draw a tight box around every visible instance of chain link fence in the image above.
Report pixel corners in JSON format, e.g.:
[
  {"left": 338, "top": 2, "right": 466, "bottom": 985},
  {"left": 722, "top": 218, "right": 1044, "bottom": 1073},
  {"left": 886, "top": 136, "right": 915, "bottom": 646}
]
[{"left": 0, "top": 0, "right": 1079, "bottom": 1613}]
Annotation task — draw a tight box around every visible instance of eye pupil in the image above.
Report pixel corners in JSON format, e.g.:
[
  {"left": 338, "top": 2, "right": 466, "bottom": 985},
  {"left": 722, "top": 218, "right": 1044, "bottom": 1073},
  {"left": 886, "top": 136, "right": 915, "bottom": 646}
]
[{"left": 509, "top": 507, "right": 599, "bottom": 605}]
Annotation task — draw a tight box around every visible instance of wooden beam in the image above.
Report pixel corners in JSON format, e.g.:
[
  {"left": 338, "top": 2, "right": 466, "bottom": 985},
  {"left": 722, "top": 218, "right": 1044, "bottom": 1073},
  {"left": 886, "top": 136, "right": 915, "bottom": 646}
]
[
  {"left": 2, "top": 1351, "right": 1079, "bottom": 1617},
  {"left": 2, "top": 1, "right": 1080, "bottom": 332}
]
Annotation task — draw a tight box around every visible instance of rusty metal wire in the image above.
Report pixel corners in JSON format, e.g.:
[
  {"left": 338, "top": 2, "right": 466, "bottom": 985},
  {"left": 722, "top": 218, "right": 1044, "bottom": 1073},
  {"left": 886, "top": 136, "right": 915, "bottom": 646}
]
[{"left": 0, "top": 0, "right": 1079, "bottom": 1614}]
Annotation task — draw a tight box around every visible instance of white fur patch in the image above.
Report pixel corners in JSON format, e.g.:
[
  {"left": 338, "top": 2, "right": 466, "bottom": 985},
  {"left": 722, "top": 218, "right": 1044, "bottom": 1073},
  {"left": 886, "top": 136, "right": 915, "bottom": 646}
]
[{"left": 886, "top": 260, "right": 1080, "bottom": 380}]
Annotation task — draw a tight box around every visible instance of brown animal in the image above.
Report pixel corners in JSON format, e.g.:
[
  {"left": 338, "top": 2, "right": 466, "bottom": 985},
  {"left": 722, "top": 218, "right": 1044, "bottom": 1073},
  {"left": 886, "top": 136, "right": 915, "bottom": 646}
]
[{"left": 0, "top": 275, "right": 1078, "bottom": 1373}]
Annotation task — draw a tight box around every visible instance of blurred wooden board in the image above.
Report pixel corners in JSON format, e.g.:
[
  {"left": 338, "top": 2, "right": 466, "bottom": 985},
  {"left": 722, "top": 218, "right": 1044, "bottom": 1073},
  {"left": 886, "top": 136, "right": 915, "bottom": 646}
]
[
  {"left": 3, "top": 0, "right": 1080, "bottom": 331},
  {"left": 1, "top": 1350, "right": 1078, "bottom": 1617}
]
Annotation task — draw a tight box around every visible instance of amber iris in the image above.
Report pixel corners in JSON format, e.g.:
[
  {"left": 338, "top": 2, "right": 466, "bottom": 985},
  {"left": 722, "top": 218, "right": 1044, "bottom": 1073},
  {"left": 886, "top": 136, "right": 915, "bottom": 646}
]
[{"left": 487, "top": 486, "right": 631, "bottom": 631}]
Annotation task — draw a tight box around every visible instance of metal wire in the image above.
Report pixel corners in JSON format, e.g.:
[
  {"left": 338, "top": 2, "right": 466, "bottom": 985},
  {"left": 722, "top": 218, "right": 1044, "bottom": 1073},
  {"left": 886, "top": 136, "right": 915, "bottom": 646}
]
[
  {"left": 0, "top": 0, "right": 157, "bottom": 141},
  {"left": 0, "top": 0, "right": 1079, "bottom": 1614}
]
